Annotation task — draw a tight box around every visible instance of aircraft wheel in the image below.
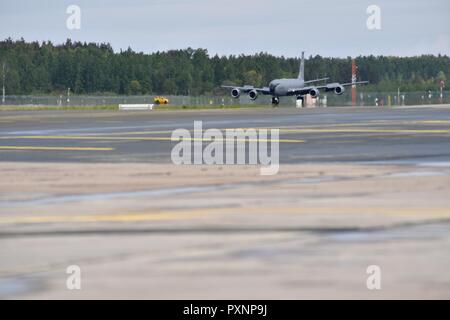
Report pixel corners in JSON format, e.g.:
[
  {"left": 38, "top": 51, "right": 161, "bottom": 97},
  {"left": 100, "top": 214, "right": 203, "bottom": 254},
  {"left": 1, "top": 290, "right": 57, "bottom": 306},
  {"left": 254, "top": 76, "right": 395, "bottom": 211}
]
[
  {"left": 296, "top": 96, "right": 304, "bottom": 108},
  {"left": 271, "top": 97, "right": 280, "bottom": 106}
]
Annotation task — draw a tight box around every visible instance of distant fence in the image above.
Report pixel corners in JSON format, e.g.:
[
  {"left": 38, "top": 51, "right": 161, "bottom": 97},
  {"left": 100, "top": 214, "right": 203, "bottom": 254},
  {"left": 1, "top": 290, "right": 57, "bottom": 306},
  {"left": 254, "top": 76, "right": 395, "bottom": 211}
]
[
  {"left": 1, "top": 90, "right": 449, "bottom": 107},
  {"left": 323, "top": 90, "right": 450, "bottom": 107},
  {"left": 1, "top": 95, "right": 238, "bottom": 107}
]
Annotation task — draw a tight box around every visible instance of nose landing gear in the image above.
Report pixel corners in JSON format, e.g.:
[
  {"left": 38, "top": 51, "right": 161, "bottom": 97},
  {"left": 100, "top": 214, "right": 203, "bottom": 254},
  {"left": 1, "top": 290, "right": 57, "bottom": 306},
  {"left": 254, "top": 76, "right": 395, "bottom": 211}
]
[{"left": 271, "top": 96, "right": 280, "bottom": 106}]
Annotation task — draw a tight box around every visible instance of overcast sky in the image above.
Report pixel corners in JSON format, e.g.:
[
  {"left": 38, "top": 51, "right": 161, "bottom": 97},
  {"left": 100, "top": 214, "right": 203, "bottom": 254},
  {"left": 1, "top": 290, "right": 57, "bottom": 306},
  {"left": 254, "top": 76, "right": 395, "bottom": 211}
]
[{"left": 1, "top": 0, "right": 449, "bottom": 57}]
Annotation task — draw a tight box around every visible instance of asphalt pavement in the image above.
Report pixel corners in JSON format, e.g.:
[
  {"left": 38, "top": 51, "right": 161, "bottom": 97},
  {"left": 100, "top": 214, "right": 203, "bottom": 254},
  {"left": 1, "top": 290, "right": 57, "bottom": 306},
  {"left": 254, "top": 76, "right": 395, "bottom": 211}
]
[{"left": 1, "top": 105, "right": 450, "bottom": 164}]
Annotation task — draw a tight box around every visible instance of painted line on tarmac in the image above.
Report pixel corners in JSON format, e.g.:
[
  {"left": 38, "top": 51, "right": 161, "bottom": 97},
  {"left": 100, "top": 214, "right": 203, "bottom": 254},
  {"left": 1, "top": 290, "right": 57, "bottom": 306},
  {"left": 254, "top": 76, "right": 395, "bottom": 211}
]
[
  {"left": 110, "top": 127, "right": 450, "bottom": 135},
  {"left": 0, "top": 211, "right": 207, "bottom": 224},
  {"left": 87, "top": 122, "right": 443, "bottom": 136},
  {"left": 1, "top": 207, "right": 450, "bottom": 225},
  {"left": 0, "top": 135, "right": 305, "bottom": 143},
  {"left": 91, "top": 130, "right": 175, "bottom": 136},
  {"left": 0, "top": 146, "right": 114, "bottom": 151},
  {"left": 418, "top": 120, "right": 450, "bottom": 124},
  {"left": 277, "top": 128, "right": 450, "bottom": 134}
]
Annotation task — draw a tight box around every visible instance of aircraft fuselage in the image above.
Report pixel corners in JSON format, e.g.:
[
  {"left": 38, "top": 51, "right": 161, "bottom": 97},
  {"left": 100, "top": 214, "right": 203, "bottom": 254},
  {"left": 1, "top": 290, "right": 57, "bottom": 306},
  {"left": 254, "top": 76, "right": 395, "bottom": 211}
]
[{"left": 269, "top": 78, "right": 305, "bottom": 96}]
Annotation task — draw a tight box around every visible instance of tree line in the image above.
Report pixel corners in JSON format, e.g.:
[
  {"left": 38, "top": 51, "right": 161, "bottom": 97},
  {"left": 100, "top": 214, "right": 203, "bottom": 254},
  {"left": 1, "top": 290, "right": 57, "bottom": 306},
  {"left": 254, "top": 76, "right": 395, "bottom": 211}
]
[{"left": 0, "top": 38, "right": 448, "bottom": 96}]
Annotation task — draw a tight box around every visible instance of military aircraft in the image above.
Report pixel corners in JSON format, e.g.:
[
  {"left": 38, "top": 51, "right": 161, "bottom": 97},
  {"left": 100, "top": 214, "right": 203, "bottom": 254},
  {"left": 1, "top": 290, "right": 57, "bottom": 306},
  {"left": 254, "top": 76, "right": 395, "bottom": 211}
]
[{"left": 222, "top": 52, "right": 368, "bottom": 105}]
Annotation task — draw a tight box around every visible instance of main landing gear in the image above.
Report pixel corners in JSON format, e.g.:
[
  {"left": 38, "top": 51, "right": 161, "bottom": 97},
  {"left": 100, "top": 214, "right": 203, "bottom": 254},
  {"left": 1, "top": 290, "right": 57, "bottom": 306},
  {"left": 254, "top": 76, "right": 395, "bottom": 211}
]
[
  {"left": 296, "top": 95, "right": 304, "bottom": 108},
  {"left": 271, "top": 96, "right": 280, "bottom": 106}
]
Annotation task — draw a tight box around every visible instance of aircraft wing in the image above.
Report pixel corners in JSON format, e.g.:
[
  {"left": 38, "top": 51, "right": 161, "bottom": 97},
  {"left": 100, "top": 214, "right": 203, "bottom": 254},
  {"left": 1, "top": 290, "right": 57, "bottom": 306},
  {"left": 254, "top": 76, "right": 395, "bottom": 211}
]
[
  {"left": 304, "top": 77, "right": 329, "bottom": 84},
  {"left": 287, "top": 86, "right": 319, "bottom": 95},
  {"left": 316, "top": 81, "right": 369, "bottom": 90},
  {"left": 340, "top": 81, "right": 369, "bottom": 86},
  {"left": 221, "top": 85, "right": 271, "bottom": 95},
  {"left": 287, "top": 81, "right": 369, "bottom": 95}
]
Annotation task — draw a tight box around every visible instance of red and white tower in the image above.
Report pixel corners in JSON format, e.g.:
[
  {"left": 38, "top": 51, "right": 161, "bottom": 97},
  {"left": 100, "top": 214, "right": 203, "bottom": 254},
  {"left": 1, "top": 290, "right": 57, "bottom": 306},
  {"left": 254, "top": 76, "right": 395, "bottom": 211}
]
[{"left": 351, "top": 59, "right": 357, "bottom": 106}]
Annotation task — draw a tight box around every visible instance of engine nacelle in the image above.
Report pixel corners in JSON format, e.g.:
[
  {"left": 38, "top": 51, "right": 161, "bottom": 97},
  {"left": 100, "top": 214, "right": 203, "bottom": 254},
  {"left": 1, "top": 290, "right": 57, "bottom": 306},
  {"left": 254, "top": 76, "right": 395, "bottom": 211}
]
[
  {"left": 334, "top": 85, "right": 345, "bottom": 95},
  {"left": 309, "top": 87, "right": 319, "bottom": 98},
  {"left": 231, "top": 88, "right": 241, "bottom": 98},
  {"left": 248, "top": 89, "right": 258, "bottom": 100}
]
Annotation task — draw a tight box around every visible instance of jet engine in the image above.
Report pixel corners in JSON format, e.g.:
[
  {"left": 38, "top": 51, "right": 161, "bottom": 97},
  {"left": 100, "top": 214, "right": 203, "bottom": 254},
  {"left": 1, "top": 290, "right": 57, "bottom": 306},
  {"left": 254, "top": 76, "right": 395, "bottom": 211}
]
[
  {"left": 248, "top": 89, "right": 258, "bottom": 100},
  {"left": 334, "top": 85, "right": 345, "bottom": 95},
  {"left": 309, "top": 87, "right": 319, "bottom": 98},
  {"left": 231, "top": 88, "right": 241, "bottom": 98}
]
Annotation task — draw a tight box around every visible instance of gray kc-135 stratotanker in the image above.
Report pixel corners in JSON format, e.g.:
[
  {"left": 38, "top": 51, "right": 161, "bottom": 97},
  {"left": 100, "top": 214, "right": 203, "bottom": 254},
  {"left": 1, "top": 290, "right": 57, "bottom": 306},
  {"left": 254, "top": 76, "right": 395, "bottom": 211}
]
[{"left": 222, "top": 52, "right": 368, "bottom": 105}]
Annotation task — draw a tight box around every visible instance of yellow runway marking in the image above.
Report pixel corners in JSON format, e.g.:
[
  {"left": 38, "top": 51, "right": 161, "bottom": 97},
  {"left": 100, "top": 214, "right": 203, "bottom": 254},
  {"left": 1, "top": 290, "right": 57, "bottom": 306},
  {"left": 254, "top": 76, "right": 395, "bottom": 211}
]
[
  {"left": 0, "top": 146, "right": 114, "bottom": 151},
  {"left": 313, "top": 140, "right": 367, "bottom": 144},
  {"left": 113, "top": 120, "right": 450, "bottom": 136},
  {"left": 1, "top": 207, "right": 449, "bottom": 225},
  {"left": 0, "top": 135, "right": 305, "bottom": 143},
  {"left": 303, "top": 133, "right": 402, "bottom": 139},
  {"left": 98, "top": 130, "right": 175, "bottom": 135},
  {"left": 0, "top": 211, "right": 207, "bottom": 224},
  {"left": 418, "top": 120, "right": 450, "bottom": 124},
  {"left": 277, "top": 128, "right": 450, "bottom": 134},
  {"left": 93, "top": 120, "right": 450, "bottom": 136},
  {"left": 123, "top": 127, "right": 449, "bottom": 134},
  {"left": 136, "top": 127, "right": 450, "bottom": 134}
]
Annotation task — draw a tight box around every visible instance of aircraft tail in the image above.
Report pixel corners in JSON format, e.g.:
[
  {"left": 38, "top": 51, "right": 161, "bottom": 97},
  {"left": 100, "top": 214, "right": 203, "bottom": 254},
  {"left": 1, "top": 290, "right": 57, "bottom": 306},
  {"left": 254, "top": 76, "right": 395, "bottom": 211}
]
[{"left": 298, "top": 51, "right": 305, "bottom": 81}]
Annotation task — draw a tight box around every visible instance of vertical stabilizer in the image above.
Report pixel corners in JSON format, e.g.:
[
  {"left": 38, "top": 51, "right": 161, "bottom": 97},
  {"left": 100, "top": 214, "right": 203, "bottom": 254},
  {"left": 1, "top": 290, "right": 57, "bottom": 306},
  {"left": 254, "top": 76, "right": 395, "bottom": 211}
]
[{"left": 298, "top": 51, "right": 305, "bottom": 80}]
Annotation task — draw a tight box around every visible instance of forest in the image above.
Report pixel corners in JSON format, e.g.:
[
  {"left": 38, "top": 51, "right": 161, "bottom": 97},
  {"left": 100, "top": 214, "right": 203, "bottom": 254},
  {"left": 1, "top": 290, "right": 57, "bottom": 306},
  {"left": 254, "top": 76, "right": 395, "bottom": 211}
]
[{"left": 0, "top": 38, "right": 449, "bottom": 96}]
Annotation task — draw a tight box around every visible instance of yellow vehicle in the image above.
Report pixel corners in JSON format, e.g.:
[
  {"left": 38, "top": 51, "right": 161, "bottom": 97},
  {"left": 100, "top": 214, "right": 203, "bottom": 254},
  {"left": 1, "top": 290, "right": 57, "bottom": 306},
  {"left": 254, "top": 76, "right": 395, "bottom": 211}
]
[{"left": 154, "top": 96, "right": 169, "bottom": 104}]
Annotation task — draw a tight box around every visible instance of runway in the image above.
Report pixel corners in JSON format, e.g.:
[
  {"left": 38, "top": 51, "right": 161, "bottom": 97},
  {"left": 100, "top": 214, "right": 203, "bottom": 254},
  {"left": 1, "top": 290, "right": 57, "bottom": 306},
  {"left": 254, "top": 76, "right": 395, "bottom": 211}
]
[
  {"left": 1, "top": 105, "right": 450, "bottom": 299},
  {"left": 1, "top": 106, "right": 450, "bottom": 164}
]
